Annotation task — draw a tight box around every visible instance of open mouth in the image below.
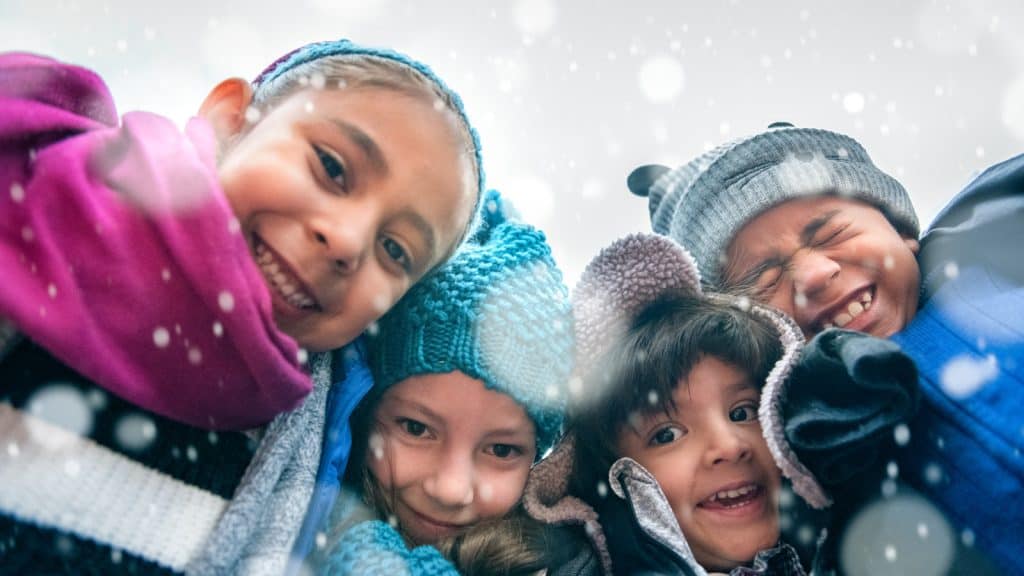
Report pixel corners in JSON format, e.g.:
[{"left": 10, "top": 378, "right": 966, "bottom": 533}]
[
  {"left": 818, "top": 287, "right": 873, "bottom": 331},
  {"left": 253, "top": 238, "right": 319, "bottom": 311},
  {"left": 698, "top": 482, "right": 765, "bottom": 511}
]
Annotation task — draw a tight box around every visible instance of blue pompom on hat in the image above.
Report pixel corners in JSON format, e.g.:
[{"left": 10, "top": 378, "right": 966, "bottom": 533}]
[
  {"left": 629, "top": 123, "right": 919, "bottom": 287},
  {"left": 252, "top": 38, "right": 485, "bottom": 206},
  {"left": 369, "top": 191, "right": 573, "bottom": 457}
]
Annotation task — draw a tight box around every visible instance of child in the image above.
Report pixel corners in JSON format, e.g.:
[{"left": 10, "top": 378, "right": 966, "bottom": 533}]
[
  {"left": 629, "top": 123, "right": 1020, "bottom": 573},
  {"left": 304, "top": 194, "right": 574, "bottom": 574},
  {"left": 522, "top": 233, "right": 918, "bottom": 576},
  {"left": 0, "top": 39, "right": 482, "bottom": 574}
]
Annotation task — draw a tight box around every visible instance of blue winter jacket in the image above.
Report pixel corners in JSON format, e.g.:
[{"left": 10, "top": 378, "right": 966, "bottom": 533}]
[{"left": 890, "top": 152, "right": 1024, "bottom": 574}]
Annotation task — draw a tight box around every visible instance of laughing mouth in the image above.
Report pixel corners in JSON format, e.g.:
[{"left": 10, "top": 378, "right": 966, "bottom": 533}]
[
  {"left": 820, "top": 288, "right": 873, "bottom": 330},
  {"left": 700, "top": 483, "right": 764, "bottom": 509},
  {"left": 254, "top": 239, "right": 318, "bottom": 310}
]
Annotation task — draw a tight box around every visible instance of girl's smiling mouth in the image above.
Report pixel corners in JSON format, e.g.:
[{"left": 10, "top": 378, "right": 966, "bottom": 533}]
[{"left": 253, "top": 236, "right": 320, "bottom": 312}]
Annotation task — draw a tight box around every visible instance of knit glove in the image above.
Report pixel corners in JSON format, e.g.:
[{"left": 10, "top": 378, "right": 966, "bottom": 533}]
[
  {"left": 324, "top": 520, "right": 460, "bottom": 576},
  {"left": 783, "top": 329, "right": 919, "bottom": 489}
]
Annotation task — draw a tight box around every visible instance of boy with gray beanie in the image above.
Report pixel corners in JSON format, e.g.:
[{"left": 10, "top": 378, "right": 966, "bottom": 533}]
[{"left": 629, "top": 123, "right": 1024, "bottom": 573}]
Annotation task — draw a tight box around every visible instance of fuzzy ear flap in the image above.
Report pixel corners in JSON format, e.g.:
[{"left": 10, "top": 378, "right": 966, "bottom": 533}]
[
  {"left": 198, "top": 78, "right": 254, "bottom": 144},
  {"left": 522, "top": 436, "right": 614, "bottom": 576}
]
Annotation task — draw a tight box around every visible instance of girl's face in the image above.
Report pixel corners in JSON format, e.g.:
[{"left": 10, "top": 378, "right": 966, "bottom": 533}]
[
  {"left": 205, "top": 82, "right": 477, "bottom": 352},
  {"left": 615, "top": 356, "right": 781, "bottom": 572},
  {"left": 367, "top": 371, "right": 537, "bottom": 545}
]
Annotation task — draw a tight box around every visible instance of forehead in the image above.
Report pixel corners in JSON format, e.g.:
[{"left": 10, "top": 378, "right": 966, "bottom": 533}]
[
  {"left": 729, "top": 196, "right": 881, "bottom": 253},
  {"left": 384, "top": 372, "right": 531, "bottom": 428}
]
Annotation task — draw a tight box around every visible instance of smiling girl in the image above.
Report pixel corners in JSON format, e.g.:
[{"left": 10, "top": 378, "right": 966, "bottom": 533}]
[
  {"left": 521, "top": 233, "right": 812, "bottom": 576},
  {"left": 305, "top": 193, "right": 573, "bottom": 573}
]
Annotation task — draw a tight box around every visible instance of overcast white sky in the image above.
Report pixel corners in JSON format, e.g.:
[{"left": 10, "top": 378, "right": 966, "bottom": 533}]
[{"left": 3, "top": 0, "right": 1022, "bottom": 285}]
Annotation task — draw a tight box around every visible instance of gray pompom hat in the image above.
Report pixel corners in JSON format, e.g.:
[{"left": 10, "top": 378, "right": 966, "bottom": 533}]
[{"left": 629, "top": 123, "right": 919, "bottom": 287}]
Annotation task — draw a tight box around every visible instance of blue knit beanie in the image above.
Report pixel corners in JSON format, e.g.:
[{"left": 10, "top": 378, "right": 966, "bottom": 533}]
[
  {"left": 252, "top": 38, "right": 485, "bottom": 205},
  {"left": 629, "top": 123, "right": 919, "bottom": 287},
  {"left": 368, "top": 191, "right": 572, "bottom": 457}
]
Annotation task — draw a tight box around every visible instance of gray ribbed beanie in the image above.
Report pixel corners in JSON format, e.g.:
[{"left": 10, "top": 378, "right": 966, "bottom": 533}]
[{"left": 630, "top": 124, "right": 919, "bottom": 287}]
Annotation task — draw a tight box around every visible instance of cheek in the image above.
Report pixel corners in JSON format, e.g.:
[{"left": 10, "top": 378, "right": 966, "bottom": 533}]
[
  {"left": 366, "top": 432, "right": 409, "bottom": 490},
  {"left": 476, "top": 469, "right": 530, "bottom": 518}
]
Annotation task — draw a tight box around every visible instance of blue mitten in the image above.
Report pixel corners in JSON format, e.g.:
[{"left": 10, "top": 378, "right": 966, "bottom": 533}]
[
  {"left": 325, "top": 520, "right": 460, "bottom": 576},
  {"left": 288, "top": 337, "right": 376, "bottom": 573}
]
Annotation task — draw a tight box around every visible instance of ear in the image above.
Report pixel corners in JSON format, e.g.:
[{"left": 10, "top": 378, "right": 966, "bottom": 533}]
[
  {"left": 198, "top": 78, "right": 254, "bottom": 143},
  {"left": 903, "top": 237, "right": 920, "bottom": 255}
]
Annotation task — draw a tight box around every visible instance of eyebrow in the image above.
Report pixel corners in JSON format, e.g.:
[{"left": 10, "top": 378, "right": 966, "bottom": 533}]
[
  {"left": 799, "top": 209, "right": 841, "bottom": 246},
  {"left": 330, "top": 119, "right": 389, "bottom": 176},
  {"left": 387, "top": 396, "right": 444, "bottom": 424}
]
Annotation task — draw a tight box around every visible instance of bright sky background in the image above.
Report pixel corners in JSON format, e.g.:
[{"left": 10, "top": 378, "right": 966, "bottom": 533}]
[{"left": 3, "top": 0, "right": 1022, "bottom": 286}]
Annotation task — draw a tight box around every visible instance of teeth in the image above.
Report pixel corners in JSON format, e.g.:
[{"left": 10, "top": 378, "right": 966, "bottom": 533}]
[
  {"left": 829, "top": 290, "right": 872, "bottom": 327},
  {"left": 711, "top": 484, "right": 756, "bottom": 502},
  {"left": 255, "top": 241, "right": 316, "bottom": 310}
]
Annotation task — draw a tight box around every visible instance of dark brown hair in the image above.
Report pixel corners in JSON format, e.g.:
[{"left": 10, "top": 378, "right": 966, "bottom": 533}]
[{"left": 569, "top": 291, "right": 782, "bottom": 504}]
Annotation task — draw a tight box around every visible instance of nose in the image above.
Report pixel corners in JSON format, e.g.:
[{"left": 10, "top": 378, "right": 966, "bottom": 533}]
[
  {"left": 310, "top": 213, "right": 372, "bottom": 274},
  {"left": 422, "top": 451, "right": 475, "bottom": 508},
  {"left": 703, "top": 421, "right": 752, "bottom": 467},
  {"left": 790, "top": 249, "right": 840, "bottom": 302}
]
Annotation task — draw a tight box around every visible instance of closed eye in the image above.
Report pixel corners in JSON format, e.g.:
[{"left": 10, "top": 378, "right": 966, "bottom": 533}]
[
  {"left": 812, "top": 223, "right": 850, "bottom": 247},
  {"left": 314, "top": 145, "right": 347, "bottom": 190}
]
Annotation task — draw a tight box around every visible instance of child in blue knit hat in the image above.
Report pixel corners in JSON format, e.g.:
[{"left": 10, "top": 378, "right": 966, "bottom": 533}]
[
  {"left": 629, "top": 123, "right": 1018, "bottom": 573},
  {"left": 304, "top": 192, "right": 574, "bottom": 574},
  {"left": 0, "top": 39, "right": 483, "bottom": 575}
]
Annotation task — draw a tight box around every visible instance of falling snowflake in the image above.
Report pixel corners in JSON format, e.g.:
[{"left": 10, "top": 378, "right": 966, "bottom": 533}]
[
  {"left": 153, "top": 327, "right": 171, "bottom": 348},
  {"left": 27, "top": 384, "right": 94, "bottom": 437},
  {"left": 940, "top": 354, "right": 997, "bottom": 399},
  {"left": 843, "top": 92, "right": 865, "bottom": 114},
  {"left": 10, "top": 182, "right": 24, "bottom": 203},
  {"left": 114, "top": 413, "right": 158, "bottom": 452},
  {"left": 638, "top": 56, "right": 685, "bottom": 103},
  {"left": 218, "top": 291, "right": 235, "bottom": 312}
]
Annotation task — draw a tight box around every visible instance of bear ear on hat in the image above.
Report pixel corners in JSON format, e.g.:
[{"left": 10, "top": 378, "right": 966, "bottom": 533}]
[{"left": 627, "top": 164, "right": 670, "bottom": 198}]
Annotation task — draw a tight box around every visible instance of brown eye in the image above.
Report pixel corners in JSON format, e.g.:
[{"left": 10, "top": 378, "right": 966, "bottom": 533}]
[
  {"left": 487, "top": 443, "right": 523, "bottom": 459},
  {"left": 729, "top": 404, "right": 758, "bottom": 423},
  {"left": 314, "top": 145, "right": 347, "bottom": 190},
  {"left": 399, "top": 418, "right": 427, "bottom": 436},
  {"left": 649, "top": 425, "right": 685, "bottom": 446}
]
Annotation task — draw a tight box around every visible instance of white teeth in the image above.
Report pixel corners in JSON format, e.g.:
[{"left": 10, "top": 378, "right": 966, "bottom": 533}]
[
  {"left": 255, "top": 241, "right": 316, "bottom": 310},
  {"left": 829, "top": 290, "right": 872, "bottom": 327},
  {"left": 711, "top": 484, "right": 756, "bottom": 502}
]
